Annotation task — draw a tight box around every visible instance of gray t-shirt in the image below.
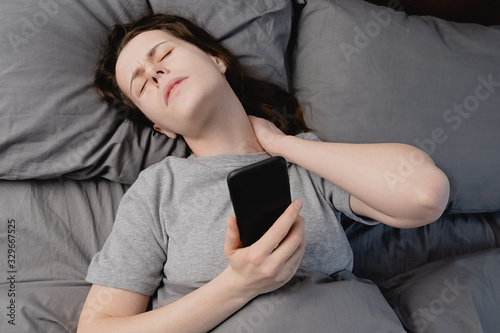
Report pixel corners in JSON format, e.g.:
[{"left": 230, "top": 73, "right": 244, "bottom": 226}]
[{"left": 86, "top": 133, "right": 375, "bottom": 297}]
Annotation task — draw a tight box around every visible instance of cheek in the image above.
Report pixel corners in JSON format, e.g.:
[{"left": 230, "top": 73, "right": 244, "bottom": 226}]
[{"left": 134, "top": 96, "right": 161, "bottom": 122}]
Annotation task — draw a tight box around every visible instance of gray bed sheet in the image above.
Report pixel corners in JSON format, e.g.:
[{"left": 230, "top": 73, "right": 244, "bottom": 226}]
[{"left": 0, "top": 178, "right": 125, "bottom": 333}]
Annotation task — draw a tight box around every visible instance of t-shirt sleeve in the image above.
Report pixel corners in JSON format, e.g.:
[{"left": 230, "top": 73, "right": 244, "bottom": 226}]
[
  {"left": 86, "top": 172, "right": 168, "bottom": 295},
  {"left": 321, "top": 177, "right": 379, "bottom": 226},
  {"left": 297, "top": 132, "right": 379, "bottom": 226}
]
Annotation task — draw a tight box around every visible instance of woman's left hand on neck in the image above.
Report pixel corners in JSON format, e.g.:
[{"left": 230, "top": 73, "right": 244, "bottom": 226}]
[{"left": 248, "top": 116, "right": 287, "bottom": 157}]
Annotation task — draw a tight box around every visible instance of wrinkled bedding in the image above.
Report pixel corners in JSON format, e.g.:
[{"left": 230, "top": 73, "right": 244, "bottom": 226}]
[
  {"left": 1, "top": 0, "right": 500, "bottom": 332},
  {"left": 380, "top": 248, "right": 500, "bottom": 333},
  {"left": 155, "top": 267, "right": 406, "bottom": 333},
  {"left": 0, "top": 179, "right": 125, "bottom": 332},
  {"left": 346, "top": 212, "right": 500, "bottom": 283}
]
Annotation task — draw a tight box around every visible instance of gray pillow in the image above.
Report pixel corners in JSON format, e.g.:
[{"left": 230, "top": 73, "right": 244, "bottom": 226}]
[
  {"left": 293, "top": 0, "right": 500, "bottom": 213},
  {"left": 148, "top": 0, "right": 293, "bottom": 90},
  {"left": 0, "top": 0, "right": 189, "bottom": 184},
  {"left": 380, "top": 249, "right": 500, "bottom": 333},
  {"left": 346, "top": 211, "right": 500, "bottom": 283}
]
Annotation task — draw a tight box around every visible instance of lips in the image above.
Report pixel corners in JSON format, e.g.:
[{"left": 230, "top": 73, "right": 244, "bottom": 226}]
[{"left": 164, "top": 77, "right": 187, "bottom": 105}]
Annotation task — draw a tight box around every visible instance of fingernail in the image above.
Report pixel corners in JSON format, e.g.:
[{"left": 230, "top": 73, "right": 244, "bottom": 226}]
[{"left": 294, "top": 200, "right": 303, "bottom": 210}]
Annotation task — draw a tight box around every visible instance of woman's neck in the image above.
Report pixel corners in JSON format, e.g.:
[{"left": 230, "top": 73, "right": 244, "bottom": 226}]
[
  {"left": 183, "top": 87, "right": 265, "bottom": 157},
  {"left": 186, "top": 123, "right": 265, "bottom": 158}
]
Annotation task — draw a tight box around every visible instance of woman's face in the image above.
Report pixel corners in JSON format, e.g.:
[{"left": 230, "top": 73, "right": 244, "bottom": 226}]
[{"left": 115, "top": 29, "right": 227, "bottom": 138}]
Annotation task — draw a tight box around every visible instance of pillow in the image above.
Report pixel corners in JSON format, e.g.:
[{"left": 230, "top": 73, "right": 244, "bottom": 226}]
[
  {"left": 148, "top": 0, "right": 294, "bottom": 90},
  {"left": 153, "top": 267, "right": 406, "bottom": 332},
  {"left": 293, "top": 0, "right": 500, "bottom": 213},
  {"left": 0, "top": 0, "right": 188, "bottom": 184},
  {"left": 379, "top": 249, "right": 500, "bottom": 333},
  {"left": 345, "top": 211, "right": 500, "bottom": 283}
]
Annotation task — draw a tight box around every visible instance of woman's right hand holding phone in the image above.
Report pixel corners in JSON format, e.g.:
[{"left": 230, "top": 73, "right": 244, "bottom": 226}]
[{"left": 224, "top": 199, "right": 306, "bottom": 299}]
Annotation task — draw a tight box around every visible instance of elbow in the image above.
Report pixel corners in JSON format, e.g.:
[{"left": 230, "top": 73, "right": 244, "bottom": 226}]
[
  {"left": 412, "top": 167, "right": 450, "bottom": 226},
  {"left": 393, "top": 165, "right": 450, "bottom": 229}
]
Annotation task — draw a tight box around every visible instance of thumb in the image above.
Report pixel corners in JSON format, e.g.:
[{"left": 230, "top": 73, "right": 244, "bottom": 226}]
[{"left": 224, "top": 217, "right": 242, "bottom": 256}]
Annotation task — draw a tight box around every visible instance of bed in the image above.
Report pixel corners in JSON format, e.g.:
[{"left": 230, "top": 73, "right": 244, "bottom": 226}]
[{"left": 1, "top": 0, "right": 499, "bottom": 332}]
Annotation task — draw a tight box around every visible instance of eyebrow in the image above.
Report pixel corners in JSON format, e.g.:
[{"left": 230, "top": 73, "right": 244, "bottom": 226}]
[{"left": 129, "top": 41, "right": 169, "bottom": 94}]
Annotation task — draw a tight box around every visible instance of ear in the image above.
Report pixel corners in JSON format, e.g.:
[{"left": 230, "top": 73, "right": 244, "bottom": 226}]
[
  {"left": 211, "top": 56, "right": 227, "bottom": 75},
  {"left": 153, "top": 125, "right": 177, "bottom": 139}
]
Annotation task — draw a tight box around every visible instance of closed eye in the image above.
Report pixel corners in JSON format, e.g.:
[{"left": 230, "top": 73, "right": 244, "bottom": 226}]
[
  {"left": 139, "top": 80, "right": 147, "bottom": 95},
  {"left": 159, "top": 49, "right": 172, "bottom": 62}
]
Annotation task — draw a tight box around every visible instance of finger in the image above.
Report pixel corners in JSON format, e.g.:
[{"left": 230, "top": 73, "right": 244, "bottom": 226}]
[
  {"left": 285, "top": 227, "right": 306, "bottom": 265},
  {"left": 283, "top": 240, "right": 306, "bottom": 279},
  {"left": 224, "top": 216, "right": 242, "bottom": 256},
  {"left": 271, "top": 231, "right": 306, "bottom": 284},
  {"left": 256, "top": 200, "right": 303, "bottom": 254},
  {"left": 271, "top": 214, "right": 305, "bottom": 262},
  {"left": 247, "top": 115, "right": 261, "bottom": 129}
]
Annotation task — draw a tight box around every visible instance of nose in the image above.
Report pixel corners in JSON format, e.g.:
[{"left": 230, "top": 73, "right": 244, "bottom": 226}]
[{"left": 145, "top": 64, "right": 167, "bottom": 87}]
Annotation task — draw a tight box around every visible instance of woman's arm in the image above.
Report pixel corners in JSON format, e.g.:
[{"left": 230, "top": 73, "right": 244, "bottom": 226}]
[
  {"left": 250, "top": 117, "right": 450, "bottom": 228},
  {"left": 78, "top": 269, "right": 250, "bottom": 333},
  {"left": 78, "top": 200, "right": 305, "bottom": 333}
]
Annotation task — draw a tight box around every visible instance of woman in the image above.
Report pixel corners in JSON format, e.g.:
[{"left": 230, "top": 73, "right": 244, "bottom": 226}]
[{"left": 78, "top": 13, "right": 450, "bottom": 333}]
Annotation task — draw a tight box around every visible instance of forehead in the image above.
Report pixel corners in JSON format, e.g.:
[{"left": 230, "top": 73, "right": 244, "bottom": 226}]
[{"left": 115, "top": 30, "right": 180, "bottom": 91}]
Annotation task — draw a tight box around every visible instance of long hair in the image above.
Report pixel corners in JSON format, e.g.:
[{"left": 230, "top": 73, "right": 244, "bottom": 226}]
[{"left": 94, "top": 13, "right": 310, "bottom": 135}]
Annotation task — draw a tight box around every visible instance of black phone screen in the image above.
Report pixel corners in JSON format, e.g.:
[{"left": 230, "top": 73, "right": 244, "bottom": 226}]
[{"left": 227, "top": 156, "right": 291, "bottom": 247}]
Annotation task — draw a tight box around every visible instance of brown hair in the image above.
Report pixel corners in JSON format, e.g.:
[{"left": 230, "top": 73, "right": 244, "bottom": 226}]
[{"left": 94, "top": 13, "right": 309, "bottom": 135}]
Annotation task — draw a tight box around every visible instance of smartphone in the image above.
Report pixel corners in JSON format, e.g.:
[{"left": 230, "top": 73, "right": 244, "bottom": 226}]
[{"left": 227, "top": 156, "right": 292, "bottom": 247}]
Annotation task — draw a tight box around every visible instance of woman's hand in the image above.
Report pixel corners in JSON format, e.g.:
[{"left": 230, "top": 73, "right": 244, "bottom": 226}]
[
  {"left": 224, "top": 200, "right": 305, "bottom": 298},
  {"left": 248, "top": 116, "right": 287, "bottom": 156}
]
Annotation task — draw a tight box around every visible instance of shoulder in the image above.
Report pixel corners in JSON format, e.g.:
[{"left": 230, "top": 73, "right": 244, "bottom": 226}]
[
  {"left": 141, "top": 155, "right": 187, "bottom": 175},
  {"left": 123, "top": 156, "right": 189, "bottom": 201},
  {"left": 128, "top": 154, "right": 208, "bottom": 201},
  {"left": 135, "top": 155, "right": 191, "bottom": 184}
]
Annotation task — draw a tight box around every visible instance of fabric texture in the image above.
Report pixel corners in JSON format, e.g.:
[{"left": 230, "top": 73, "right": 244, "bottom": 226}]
[
  {"left": 0, "top": 178, "right": 124, "bottom": 332},
  {"left": 380, "top": 248, "right": 500, "bottom": 333},
  {"left": 155, "top": 267, "right": 406, "bottom": 333},
  {"left": 293, "top": 0, "right": 500, "bottom": 213},
  {"left": 346, "top": 210, "right": 500, "bottom": 283},
  {"left": 86, "top": 133, "right": 372, "bottom": 296}
]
